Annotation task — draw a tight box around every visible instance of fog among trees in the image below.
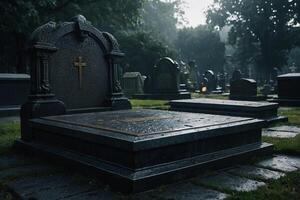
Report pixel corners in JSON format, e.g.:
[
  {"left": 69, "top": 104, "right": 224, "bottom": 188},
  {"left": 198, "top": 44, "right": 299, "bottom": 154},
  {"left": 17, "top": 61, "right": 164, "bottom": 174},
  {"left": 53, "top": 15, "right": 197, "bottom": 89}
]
[{"left": 1, "top": 0, "right": 300, "bottom": 82}]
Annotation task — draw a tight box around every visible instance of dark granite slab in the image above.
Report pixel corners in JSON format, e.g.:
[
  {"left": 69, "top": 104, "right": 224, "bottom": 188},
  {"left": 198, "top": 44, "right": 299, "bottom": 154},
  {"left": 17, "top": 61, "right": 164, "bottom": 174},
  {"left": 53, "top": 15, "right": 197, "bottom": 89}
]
[
  {"left": 170, "top": 98, "right": 287, "bottom": 125},
  {"left": 0, "top": 73, "right": 30, "bottom": 117},
  {"left": 40, "top": 109, "right": 258, "bottom": 137},
  {"left": 17, "top": 109, "right": 272, "bottom": 193},
  {"left": 132, "top": 92, "right": 191, "bottom": 100},
  {"left": 272, "top": 73, "right": 300, "bottom": 106}
]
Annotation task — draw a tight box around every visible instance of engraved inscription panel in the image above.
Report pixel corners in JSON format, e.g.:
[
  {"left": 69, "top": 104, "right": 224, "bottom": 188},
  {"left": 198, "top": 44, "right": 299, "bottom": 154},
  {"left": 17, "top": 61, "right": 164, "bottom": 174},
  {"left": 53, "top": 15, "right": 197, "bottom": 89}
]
[{"left": 49, "top": 32, "right": 109, "bottom": 109}]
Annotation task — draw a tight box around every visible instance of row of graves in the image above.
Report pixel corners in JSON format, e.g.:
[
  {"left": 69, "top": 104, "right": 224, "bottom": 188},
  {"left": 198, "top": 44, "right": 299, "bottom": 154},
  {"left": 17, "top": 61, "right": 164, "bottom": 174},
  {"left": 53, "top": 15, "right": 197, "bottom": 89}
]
[
  {"left": 0, "top": 15, "right": 299, "bottom": 194},
  {"left": 123, "top": 57, "right": 191, "bottom": 100}
]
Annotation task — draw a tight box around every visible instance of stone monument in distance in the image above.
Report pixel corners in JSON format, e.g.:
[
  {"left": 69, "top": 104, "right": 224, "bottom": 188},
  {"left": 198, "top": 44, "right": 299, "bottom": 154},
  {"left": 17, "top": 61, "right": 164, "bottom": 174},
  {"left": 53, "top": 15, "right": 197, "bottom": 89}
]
[{"left": 134, "top": 57, "right": 191, "bottom": 100}]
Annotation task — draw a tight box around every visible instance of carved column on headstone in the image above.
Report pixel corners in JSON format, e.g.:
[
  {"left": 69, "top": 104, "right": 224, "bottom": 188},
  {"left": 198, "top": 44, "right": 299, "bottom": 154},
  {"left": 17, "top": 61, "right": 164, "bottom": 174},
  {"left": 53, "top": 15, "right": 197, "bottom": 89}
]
[
  {"left": 103, "top": 32, "right": 131, "bottom": 110},
  {"left": 21, "top": 43, "right": 66, "bottom": 141}
]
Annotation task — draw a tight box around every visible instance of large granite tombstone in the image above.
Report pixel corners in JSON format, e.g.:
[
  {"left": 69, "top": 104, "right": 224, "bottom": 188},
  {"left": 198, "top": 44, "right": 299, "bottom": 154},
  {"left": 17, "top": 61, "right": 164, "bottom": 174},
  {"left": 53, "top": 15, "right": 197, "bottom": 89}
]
[
  {"left": 170, "top": 98, "right": 288, "bottom": 125},
  {"left": 230, "top": 70, "right": 266, "bottom": 101},
  {"left": 17, "top": 16, "right": 272, "bottom": 194},
  {"left": 0, "top": 73, "right": 30, "bottom": 117},
  {"left": 270, "top": 73, "right": 300, "bottom": 106},
  {"left": 133, "top": 57, "right": 191, "bottom": 100},
  {"left": 122, "top": 72, "right": 144, "bottom": 97},
  {"left": 17, "top": 109, "right": 272, "bottom": 193},
  {"left": 20, "top": 15, "right": 131, "bottom": 139}
]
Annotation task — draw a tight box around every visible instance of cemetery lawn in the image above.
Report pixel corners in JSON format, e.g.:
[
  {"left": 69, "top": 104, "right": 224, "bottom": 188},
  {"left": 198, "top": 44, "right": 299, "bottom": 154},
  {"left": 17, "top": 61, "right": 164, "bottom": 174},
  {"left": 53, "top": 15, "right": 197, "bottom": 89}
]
[
  {"left": 131, "top": 99, "right": 169, "bottom": 109},
  {"left": 262, "top": 107, "right": 300, "bottom": 156},
  {"left": 0, "top": 122, "right": 20, "bottom": 155}
]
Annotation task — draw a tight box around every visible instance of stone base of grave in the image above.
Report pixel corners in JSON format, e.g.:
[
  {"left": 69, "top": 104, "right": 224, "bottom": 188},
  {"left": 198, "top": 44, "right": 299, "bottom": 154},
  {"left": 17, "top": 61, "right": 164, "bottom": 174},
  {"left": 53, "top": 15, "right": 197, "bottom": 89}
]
[
  {"left": 132, "top": 92, "right": 191, "bottom": 100},
  {"left": 170, "top": 98, "right": 288, "bottom": 126},
  {"left": 16, "top": 109, "right": 273, "bottom": 193},
  {"left": 269, "top": 98, "right": 300, "bottom": 107},
  {"left": 0, "top": 106, "right": 20, "bottom": 117},
  {"left": 229, "top": 95, "right": 267, "bottom": 101}
]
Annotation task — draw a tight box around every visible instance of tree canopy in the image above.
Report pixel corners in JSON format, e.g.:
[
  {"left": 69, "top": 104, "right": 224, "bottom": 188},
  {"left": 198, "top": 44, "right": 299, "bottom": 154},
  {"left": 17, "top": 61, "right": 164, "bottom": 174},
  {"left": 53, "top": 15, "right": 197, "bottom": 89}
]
[
  {"left": 207, "top": 0, "right": 300, "bottom": 79},
  {"left": 176, "top": 25, "right": 225, "bottom": 73}
]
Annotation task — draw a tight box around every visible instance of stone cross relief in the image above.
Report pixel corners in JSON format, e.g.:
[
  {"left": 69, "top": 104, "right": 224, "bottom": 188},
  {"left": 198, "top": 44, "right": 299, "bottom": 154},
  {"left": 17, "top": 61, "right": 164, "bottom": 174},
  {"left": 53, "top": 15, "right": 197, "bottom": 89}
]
[{"left": 73, "top": 56, "right": 87, "bottom": 88}]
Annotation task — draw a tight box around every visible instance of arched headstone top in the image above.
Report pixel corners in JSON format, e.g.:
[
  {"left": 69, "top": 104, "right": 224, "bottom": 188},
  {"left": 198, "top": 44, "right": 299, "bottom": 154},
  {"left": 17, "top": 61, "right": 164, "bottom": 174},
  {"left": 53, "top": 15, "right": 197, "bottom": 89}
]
[
  {"left": 155, "top": 57, "right": 180, "bottom": 72},
  {"left": 29, "top": 15, "right": 111, "bottom": 54}
]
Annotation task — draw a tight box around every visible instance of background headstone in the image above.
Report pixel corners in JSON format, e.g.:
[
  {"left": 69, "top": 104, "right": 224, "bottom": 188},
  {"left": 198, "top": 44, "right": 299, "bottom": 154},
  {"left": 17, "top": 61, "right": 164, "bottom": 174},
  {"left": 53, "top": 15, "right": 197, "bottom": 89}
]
[
  {"left": 0, "top": 73, "right": 30, "bottom": 117},
  {"left": 122, "top": 72, "right": 145, "bottom": 97}
]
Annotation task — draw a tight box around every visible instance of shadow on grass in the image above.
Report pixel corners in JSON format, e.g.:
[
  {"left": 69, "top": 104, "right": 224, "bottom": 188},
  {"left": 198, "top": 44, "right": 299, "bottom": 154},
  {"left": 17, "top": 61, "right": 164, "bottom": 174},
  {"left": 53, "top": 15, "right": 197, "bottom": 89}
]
[{"left": 0, "top": 123, "right": 20, "bottom": 155}]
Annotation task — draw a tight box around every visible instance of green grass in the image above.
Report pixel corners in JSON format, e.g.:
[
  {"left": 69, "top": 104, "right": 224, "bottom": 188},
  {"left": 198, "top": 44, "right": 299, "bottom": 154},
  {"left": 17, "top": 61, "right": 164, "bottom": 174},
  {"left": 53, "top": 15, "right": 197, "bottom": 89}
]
[
  {"left": 191, "top": 93, "right": 229, "bottom": 100},
  {"left": 130, "top": 99, "right": 169, "bottom": 109},
  {"left": 0, "top": 122, "right": 20, "bottom": 155},
  {"left": 263, "top": 135, "right": 300, "bottom": 156},
  {"left": 261, "top": 107, "right": 300, "bottom": 156},
  {"left": 279, "top": 107, "right": 300, "bottom": 125}
]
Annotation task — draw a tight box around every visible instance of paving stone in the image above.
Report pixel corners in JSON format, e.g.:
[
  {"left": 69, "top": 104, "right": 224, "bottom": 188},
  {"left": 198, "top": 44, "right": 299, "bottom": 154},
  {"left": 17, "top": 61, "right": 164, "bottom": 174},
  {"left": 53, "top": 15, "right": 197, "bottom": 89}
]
[
  {"left": 256, "top": 155, "right": 300, "bottom": 172},
  {"left": 132, "top": 182, "right": 229, "bottom": 200},
  {"left": 195, "top": 172, "right": 266, "bottom": 192},
  {"left": 0, "top": 155, "right": 31, "bottom": 170},
  {"left": 268, "top": 125, "right": 300, "bottom": 133},
  {"left": 0, "top": 164, "right": 58, "bottom": 180},
  {"left": 262, "top": 130, "right": 299, "bottom": 138},
  {"left": 7, "top": 174, "right": 113, "bottom": 200},
  {"left": 227, "top": 165, "right": 285, "bottom": 180}
]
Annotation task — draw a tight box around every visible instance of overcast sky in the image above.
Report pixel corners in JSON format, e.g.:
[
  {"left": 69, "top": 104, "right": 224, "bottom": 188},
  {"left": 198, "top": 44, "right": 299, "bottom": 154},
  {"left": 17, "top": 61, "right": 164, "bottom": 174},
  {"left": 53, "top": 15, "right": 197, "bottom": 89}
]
[{"left": 182, "top": 0, "right": 214, "bottom": 27}]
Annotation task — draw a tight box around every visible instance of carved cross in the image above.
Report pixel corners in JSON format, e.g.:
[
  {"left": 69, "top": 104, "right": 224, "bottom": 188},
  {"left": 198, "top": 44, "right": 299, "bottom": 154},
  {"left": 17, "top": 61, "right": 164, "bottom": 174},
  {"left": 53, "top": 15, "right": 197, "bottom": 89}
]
[{"left": 74, "top": 56, "right": 87, "bottom": 88}]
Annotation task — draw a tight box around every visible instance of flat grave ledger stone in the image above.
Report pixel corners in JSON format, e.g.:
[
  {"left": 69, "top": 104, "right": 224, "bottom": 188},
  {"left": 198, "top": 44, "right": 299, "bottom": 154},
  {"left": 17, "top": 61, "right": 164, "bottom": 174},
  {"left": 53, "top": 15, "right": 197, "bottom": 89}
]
[
  {"left": 169, "top": 98, "right": 288, "bottom": 125},
  {"left": 229, "top": 70, "right": 266, "bottom": 101},
  {"left": 0, "top": 73, "right": 30, "bottom": 117},
  {"left": 17, "top": 109, "right": 273, "bottom": 193},
  {"left": 133, "top": 57, "right": 191, "bottom": 100},
  {"left": 20, "top": 15, "right": 131, "bottom": 138},
  {"left": 269, "top": 73, "right": 300, "bottom": 106},
  {"left": 122, "top": 72, "right": 144, "bottom": 97}
]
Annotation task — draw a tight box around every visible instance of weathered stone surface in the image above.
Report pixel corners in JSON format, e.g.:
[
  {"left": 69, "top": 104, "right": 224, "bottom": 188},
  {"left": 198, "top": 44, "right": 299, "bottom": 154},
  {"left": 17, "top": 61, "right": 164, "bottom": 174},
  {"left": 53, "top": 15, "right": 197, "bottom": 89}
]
[
  {"left": 262, "top": 130, "right": 299, "bottom": 138},
  {"left": 195, "top": 173, "right": 266, "bottom": 192},
  {"left": 132, "top": 182, "right": 229, "bottom": 200},
  {"left": 256, "top": 155, "right": 300, "bottom": 172},
  {"left": 228, "top": 165, "right": 285, "bottom": 180},
  {"left": 42, "top": 109, "right": 259, "bottom": 137},
  {"left": 268, "top": 125, "right": 300, "bottom": 133},
  {"left": 170, "top": 98, "right": 287, "bottom": 124}
]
